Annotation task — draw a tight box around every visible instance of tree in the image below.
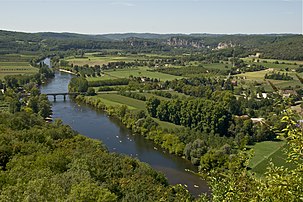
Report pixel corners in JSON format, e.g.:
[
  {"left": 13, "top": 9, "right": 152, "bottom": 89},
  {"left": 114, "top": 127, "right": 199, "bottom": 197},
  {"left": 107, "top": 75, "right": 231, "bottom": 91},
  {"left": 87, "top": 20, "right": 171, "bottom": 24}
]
[
  {"left": 146, "top": 97, "right": 160, "bottom": 117},
  {"left": 68, "top": 77, "right": 88, "bottom": 93},
  {"left": 86, "top": 87, "right": 96, "bottom": 96}
]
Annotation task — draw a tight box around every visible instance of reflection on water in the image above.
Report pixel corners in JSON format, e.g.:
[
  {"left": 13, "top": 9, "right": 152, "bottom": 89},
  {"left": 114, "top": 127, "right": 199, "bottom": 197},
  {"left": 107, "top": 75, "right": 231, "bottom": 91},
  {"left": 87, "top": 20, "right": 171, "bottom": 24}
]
[{"left": 41, "top": 72, "right": 209, "bottom": 197}]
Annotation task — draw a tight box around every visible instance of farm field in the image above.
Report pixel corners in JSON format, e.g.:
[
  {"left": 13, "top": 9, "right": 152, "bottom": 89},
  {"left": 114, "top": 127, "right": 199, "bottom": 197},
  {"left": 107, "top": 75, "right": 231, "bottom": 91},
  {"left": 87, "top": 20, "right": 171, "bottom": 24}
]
[
  {"left": 249, "top": 141, "right": 296, "bottom": 176},
  {"left": 0, "top": 62, "right": 38, "bottom": 79},
  {"left": 65, "top": 54, "right": 145, "bottom": 66},
  {"left": 0, "top": 54, "right": 38, "bottom": 79},
  {"left": 87, "top": 67, "right": 183, "bottom": 82},
  {"left": 203, "top": 63, "right": 232, "bottom": 70}
]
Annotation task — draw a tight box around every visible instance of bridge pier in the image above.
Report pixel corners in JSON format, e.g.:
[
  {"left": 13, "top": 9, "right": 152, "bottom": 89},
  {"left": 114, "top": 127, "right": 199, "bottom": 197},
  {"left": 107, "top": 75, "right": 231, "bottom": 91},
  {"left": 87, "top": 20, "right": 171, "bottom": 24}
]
[
  {"left": 53, "top": 95, "right": 56, "bottom": 102},
  {"left": 63, "top": 95, "right": 66, "bottom": 101}
]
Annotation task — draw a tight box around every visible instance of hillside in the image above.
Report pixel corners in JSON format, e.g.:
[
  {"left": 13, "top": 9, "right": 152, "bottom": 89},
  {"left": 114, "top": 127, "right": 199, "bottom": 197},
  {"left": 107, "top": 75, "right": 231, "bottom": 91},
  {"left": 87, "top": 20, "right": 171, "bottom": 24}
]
[{"left": 0, "top": 30, "right": 302, "bottom": 60}]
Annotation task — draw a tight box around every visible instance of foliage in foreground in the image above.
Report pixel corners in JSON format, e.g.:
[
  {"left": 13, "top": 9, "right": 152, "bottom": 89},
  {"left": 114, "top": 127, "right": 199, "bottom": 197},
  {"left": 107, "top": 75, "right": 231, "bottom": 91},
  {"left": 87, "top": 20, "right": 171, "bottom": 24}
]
[
  {"left": 200, "top": 111, "right": 303, "bottom": 202},
  {"left": 0, "top": 111, "right": 192, "bottom": 201}
]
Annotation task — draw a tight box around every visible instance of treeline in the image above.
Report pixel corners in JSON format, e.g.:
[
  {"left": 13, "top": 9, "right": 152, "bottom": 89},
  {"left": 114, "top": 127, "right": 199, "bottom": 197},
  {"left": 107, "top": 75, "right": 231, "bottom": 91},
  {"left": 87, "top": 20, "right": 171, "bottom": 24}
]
[
  {"left": 1, "top": 73, "right": 53, "bottom": 118},
  {"left": 118, "top": 91, "right": 147, "bottom": 101},
  {"left": 151, "top": 91, "right": 177, "bottom": 99},
  {"left": 147, "top": 97, "right": 231, "bottom": 135},
  {"left": 164, "top": 77, "right": 234, "bottom": 98},
  {"left": 265, "top": 72, "right": 293, "bottom": 80},
  {"left": 156, "top": 66, "right": 229, "bottom": 76}
]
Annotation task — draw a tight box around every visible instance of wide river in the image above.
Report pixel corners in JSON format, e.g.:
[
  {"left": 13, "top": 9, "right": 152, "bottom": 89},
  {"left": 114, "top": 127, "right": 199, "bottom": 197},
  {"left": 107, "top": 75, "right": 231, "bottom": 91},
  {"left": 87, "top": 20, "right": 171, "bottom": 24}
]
[{"left": 41, "top": 70, "right": 209, "bottom": 197}]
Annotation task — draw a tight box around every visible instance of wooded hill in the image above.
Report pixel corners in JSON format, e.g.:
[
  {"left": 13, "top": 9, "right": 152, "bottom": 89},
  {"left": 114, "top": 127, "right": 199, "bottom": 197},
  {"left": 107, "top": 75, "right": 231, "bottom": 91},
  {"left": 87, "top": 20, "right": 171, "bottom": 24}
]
[{"left": 0, "top": 30, "right": 302, "bottom": 60}]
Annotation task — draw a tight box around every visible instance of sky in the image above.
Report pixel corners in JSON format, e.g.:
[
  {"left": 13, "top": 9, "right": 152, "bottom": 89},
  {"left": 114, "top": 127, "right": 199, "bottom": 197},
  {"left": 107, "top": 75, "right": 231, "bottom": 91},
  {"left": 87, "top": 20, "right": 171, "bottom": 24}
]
[{"left": 0, "top": 0, "right": 302, "bottom": 34}]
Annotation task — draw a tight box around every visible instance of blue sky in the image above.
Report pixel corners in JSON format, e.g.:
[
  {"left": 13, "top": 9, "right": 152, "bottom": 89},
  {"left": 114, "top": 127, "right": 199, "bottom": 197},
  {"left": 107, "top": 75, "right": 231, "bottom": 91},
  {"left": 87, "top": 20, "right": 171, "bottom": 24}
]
[{"left": 0, "top": 0, "right": 302, "bottom": 34}]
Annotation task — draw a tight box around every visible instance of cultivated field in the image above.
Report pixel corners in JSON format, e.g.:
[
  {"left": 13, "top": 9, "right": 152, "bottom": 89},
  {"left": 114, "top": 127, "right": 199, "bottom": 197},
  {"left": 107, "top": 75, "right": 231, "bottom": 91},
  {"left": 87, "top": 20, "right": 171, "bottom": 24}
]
[
  {"left": 87, "top": 67, "right": 183, "bottom": 82},
  {"left": 65, "top": 54, "right": 147, "bottom": 66},
  {"left": 0, "top": 54, "right": 38, "bottom": 79}
]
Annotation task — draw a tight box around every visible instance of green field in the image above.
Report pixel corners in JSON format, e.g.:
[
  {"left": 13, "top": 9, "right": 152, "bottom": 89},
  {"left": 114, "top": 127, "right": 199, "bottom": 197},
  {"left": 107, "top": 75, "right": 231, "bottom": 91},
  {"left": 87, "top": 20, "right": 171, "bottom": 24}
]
[
  {"left": 65, "top": 54, "right": 143, "bottom": 66},
  {"left": 0, "top": 62, "right": 38, "bottom": 79},
  {"left": 66, "top": 53, "right": 173, "bottom": 67},
  {"left": 237, "top": 70, "right": 303, "bottom": 91},
  {"left": 249, "top": 141, "right": 296, "bottom": 176},
  {"left": 203, "top": 63, "right": 232, "bottom": 70},
  {"left": 87, "top": 67, "right": 183, "bottom": 82},
  {"left": 96, "top": 94, "right": 146, "bottom": 110}
]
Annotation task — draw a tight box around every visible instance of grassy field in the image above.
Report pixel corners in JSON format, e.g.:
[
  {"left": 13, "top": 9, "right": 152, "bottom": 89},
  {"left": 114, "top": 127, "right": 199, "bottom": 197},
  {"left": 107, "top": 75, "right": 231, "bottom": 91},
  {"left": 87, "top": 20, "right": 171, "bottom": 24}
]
[
  {"left": 96, "top": 94, "right": 146, "bottom": 110},
  {"left": 87, "top": 67, "right": 183, "bottom": 82},
  {"left": 249, "top": 141, "right": 296, "bottom": 176}
]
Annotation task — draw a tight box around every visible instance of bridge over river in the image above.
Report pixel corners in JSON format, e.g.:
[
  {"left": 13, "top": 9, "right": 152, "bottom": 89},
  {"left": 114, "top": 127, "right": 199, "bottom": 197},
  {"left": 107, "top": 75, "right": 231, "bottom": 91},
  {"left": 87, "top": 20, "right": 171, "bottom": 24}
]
[{"left": 45, "top": 92, "right": 84, "bottom": 101}]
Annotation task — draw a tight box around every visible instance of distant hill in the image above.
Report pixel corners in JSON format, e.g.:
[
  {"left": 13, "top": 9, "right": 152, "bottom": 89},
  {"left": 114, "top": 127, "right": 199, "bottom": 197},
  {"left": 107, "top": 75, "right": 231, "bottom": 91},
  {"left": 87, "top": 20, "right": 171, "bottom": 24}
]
[
  {"left": 101, "top": 33, "right": 184, "bottom": 40},
  {"left": 0, "top": 30, "right": 302, "bottom": 60}
]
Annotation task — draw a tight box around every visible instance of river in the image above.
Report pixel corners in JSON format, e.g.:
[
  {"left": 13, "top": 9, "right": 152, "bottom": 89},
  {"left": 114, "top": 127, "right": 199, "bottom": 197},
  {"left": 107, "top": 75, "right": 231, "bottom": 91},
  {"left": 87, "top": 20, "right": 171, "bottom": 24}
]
[{"left": 41, "top": 65, "right": 209, "bottom": 197}]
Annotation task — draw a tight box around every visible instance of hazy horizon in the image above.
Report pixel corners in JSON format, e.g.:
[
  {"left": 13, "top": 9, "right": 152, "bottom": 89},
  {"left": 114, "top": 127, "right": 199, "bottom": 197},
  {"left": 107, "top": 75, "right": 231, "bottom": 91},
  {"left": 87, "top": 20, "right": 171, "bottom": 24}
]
[
  {"left": 0, "top": 0, "right": 302, "bottom": 34},
  {"left": 1, "top": 29, "right": 301, "bottom": 36}
]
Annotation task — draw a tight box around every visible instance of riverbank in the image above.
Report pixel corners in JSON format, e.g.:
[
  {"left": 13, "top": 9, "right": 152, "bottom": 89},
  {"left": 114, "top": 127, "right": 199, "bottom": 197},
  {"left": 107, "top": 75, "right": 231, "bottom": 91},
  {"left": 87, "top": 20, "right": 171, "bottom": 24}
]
[
  {"left": 75, "top": 94, "right": 210, "bottom": 195},
  {"left": 59, "top": 68, "right": 78, "bottom": 75}
]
